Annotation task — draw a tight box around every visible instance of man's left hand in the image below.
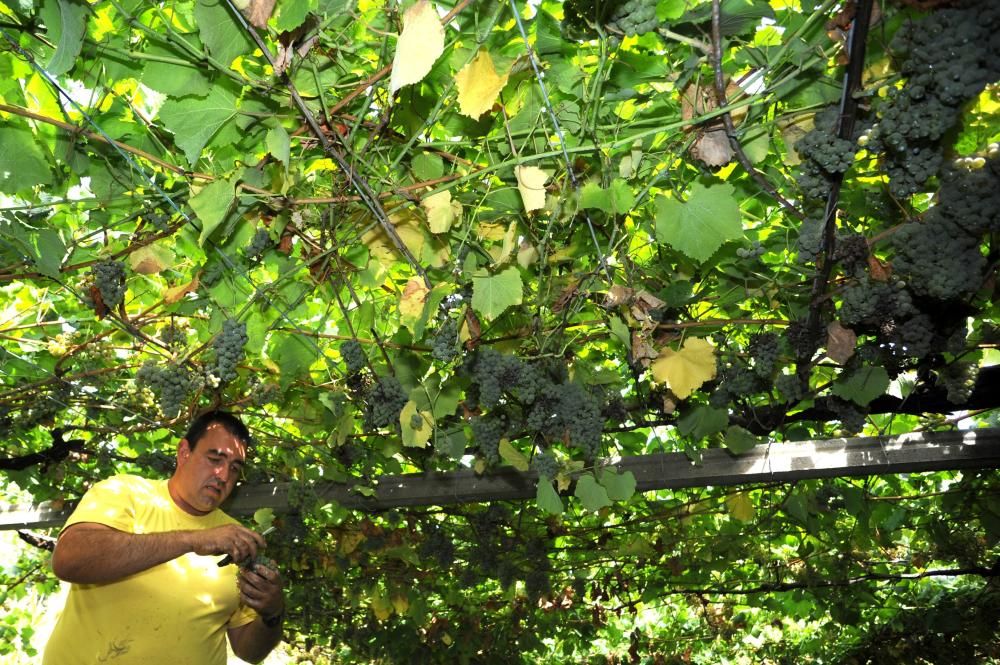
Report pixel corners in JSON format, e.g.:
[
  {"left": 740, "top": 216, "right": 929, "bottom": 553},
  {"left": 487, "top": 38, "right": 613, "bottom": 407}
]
[{"left": 238, "top": 563, "right": 284, "bottom": 622}]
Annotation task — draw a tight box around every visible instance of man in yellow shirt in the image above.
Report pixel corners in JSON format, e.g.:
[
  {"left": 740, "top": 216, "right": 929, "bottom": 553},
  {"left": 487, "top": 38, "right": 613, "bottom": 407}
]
[{"left": 43, "top": 411, "right": 285, "bottom": 664}]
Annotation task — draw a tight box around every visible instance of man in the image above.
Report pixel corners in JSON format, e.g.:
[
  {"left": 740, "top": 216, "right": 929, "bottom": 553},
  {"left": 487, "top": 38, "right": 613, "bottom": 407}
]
[{"left": 44, "top": 411, "right": 285, "bottom": 664}]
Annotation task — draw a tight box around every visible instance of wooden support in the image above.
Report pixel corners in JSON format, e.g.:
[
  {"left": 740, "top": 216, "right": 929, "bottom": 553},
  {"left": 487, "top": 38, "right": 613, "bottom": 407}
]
[{"left": 2, "top": 429, "right": 999, "bottom": 531}]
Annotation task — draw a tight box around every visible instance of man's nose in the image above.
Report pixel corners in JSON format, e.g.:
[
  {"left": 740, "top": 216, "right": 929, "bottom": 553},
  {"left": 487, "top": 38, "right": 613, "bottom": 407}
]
[{"left": 215, "top": 465, "right": 230, "bottom": 483}]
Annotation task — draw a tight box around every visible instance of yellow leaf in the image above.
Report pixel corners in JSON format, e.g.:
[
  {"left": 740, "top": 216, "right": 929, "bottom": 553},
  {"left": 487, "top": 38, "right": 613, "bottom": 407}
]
[
  {"left": 339, "top": 531, "right": 364, "bottom": 555},
  {"left": 517, "top": 241, "right": 539, "bottom": 269},
  {"left": 454, "top": 50, "right": 509, "bottom": 119},
  {"left": 726, "top": 491, "right": 755, "bottom": 522},
  {"left": 371, "top": 589, "right": 393, "bottom": 621},
  {"left": 422, "top": 190, "right": 461, "bottom": 234},
  {"left": 498, "top": 221, "right": 518, "bottom": 264},
  {"left": 165, "top": 275, "right": 200, "bottom": 304},
  {"left": 390, "top": 592, "right": 410, "bottom": 615},
  {"left": 650, "top": 337, "right": 717, "bottom": 399},
  {"left": 389, "top": 0, "right": 444, "bottom": 93},
  {"left": 477, "top": 221, "right": 507, "bottom": 242},
  {"left": 399, "top": 278, "right": 429, "bottom": 330},
  {"left": 129, "top": 243, "right": 174, "bottom": 274},
  {"left": 499, "top": 439, "right": 529, "bottom": 471},
  {"left": 515, "top": 165, "right": 549, "bottom": 212},
  {"left": 400, "top": 400, "right": 433, "bottom": 447}
]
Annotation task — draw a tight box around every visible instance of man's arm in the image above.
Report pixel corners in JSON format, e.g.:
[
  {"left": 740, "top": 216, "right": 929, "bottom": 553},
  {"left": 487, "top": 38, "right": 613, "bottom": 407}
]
[
  {"left": 228, "top": 563, "right": 285, "bottom": 663},
  {"left": 52, "top": 522, "right": 266, "bottom": 584}
]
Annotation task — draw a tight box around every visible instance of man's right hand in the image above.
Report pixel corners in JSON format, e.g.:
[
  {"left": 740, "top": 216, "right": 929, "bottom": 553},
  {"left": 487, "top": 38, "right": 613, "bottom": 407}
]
[{"left": 191, "top": 524, "right": 266, "bottom": 563}]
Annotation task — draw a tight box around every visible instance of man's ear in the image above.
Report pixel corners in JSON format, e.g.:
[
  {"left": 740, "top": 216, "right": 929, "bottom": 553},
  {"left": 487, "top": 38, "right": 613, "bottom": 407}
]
[{"left": 177, "top": 438, "right": 192, "bottom": 465}]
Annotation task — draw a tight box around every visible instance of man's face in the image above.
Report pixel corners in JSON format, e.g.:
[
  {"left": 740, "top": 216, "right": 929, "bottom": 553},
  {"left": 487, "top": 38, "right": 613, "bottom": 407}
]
[{"left": 171, "top": 423, "right": 246, "bottom": 515}]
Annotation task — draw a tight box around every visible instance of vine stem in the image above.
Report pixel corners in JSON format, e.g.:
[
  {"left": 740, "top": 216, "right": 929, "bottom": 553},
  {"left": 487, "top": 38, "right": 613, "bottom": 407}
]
[
  {"left": 709, "top": 0, "right": 804, "bottom": 221},
  {"left": 0, "top": 103, "right": 213, "bottom": 181},
  {"left": 221, "top": 0, "right": 431, "bottom": 289}
]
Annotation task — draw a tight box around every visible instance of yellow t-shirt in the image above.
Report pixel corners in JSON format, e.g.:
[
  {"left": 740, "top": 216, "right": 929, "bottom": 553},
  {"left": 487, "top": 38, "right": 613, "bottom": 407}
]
[{"left": 43, "top": 475, "right": 258, "bottom": 665}]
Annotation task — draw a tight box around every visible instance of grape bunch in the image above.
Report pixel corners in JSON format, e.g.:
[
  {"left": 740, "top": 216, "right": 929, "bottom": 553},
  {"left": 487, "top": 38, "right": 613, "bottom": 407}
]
[
  {"left": 244, "top": 228, "right": 272, "bottom": 263},
  {"left": 340, "top": 340, "right": 367, "bottom": 375},
  {"left": 605, "top": 0, "right": 659, "bottom": 38},
  {"left": 471, "top": 412, "right": 509, "bottom": 464},
  {"left": 747, "top": 332, "right": 781, "bottom": 378},
  {"left": 838, "top": 277, "right": 916, "bottom": 328},
  {"left": 211, "top": 319, "right": 248, "bottom": 384},
  {"left": 250, "top": 380, "right": 280, "bottom": 407},
  {"left": 159, "top": 322, "right": 186, "bottom": 348},
  {"left": 431, "top": 318, "right": 459, "bottom": 363},
  {"left": 937, "top": 362, "right": 979, "bottom": 405},
  {"left": 869, "top": 1, "right": 1000, "bottom": 195},
  {"left": 363, "top": 375, "right": 408, "bottom": 429},
  {"left": 136, "top": 361, "right": 194, "bottom": 418},
  {"left": 736, "top": 241, "right": 765, "bottom": 260},
  {"left": 92, "top": 260, "right": 126, "bottom": 310},
  {"left": 200, "top": 260, "right": 225, "bottom": 287},
  {"left": 530, "top": 450, "right": 560, "bottom": 480},
  {"left": 833, "top": 233, "right": 869, "bottom": 277},
  {"left": 827, "top": 397, "right": 866, "bottom": 435},
  {"left": 419, "top": 525, "right": 456, "bottom": 568}
]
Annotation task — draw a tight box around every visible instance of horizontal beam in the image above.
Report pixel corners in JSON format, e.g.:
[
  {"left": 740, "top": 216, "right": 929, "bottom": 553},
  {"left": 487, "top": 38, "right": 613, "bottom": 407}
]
[{"left": 3, "top": 429, "right": 1000, "bottom": 530}]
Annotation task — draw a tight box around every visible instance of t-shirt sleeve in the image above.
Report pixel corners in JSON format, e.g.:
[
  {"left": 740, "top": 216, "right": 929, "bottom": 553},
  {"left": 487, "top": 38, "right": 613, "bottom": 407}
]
[
  {"left": 63, "top": 475, "right": 141, "bottom": 533},
  {"left": 228, "top": 603, "right": 259, "bottom": 629}
]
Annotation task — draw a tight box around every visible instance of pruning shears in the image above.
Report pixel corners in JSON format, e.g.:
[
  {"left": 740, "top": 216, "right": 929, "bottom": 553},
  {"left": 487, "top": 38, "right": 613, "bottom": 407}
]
[{"left": 217, "top": 525, "right": 276, "bottom": 567}]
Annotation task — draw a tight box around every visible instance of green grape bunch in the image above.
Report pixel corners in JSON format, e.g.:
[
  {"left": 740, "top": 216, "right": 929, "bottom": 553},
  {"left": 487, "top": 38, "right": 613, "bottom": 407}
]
[
  {"left": 212, "top": 319, "right": 249, "bottom": 385},
  {"left": 136, "top": 362, "right": 195, "bottom": 418}
]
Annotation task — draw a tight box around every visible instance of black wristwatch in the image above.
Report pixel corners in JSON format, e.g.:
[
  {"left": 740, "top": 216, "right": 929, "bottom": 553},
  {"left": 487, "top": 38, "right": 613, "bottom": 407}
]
[{"left": 262, "top": 609, "right": 284, "bottom": 628}]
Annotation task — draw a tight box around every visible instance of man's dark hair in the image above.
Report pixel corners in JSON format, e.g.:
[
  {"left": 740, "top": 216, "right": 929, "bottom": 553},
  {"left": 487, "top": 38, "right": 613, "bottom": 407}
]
[{"left": 184, "top": 411, "right": 252, "bottom": 450}]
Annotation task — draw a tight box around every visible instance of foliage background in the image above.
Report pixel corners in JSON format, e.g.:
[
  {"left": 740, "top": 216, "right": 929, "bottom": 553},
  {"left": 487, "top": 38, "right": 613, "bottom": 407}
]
[{"left": 1, "top": 0, "right": 1000, "bottom": 661}]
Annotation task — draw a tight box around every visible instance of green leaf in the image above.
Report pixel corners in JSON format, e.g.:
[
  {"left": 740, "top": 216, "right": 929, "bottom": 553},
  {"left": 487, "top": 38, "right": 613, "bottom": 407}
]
[
  {"left": 0, "top": 125, "right": 53, "bottom": 194},
  {"left": 194, "top": 0, "right": 253, "bottom": 67},
  {"left": 253, "top": 507, "right": 275, "bottom": 531},
  {"left": 677, "top": 405, "right": 729, "bottom": 440},
  {"left": 575, "top": 474, "right": 612, "bottom": 511},
  {"left": 654, "top": 182, "right": 743, "bottom": 263},
  {"left": 724, "top": 425, "right": 758, "bottom": 455},
  {"left": 578, "top": 179, "right": 635, "bottom": 214},
  {"left": 579, "top": 181, "right": 611, "bottom": 211},
  {"left": 434, "top": 428, "right": 467, "bottom": 460},
  {"left": 189, "top": 179, "right": 236, "bottom": 246},
  {"left": 411, "top": 153, "right": 444, "bottom": 181},
  {"left": 472, "top": 266, "right": 522, "bottom": 321},
  {"left": 832, "top": 366, "right": 890, "bottom": 406},
  {"left": 159, "top": 86, "right": 240, "bottom": 166},
  {"left": 609, "top": 315, "right": 631, "bottom": 350},
  {"left": 598, "top": 468, "right": 636, "bottom": 502},
  {"left": 656, "top": 0, "right": 685, "bottom": 20},
  {"left": 270, "top": 332, "right": 317, "bottom": 387},
  {"left": 499, "top": 440, "right": 529, "bottom": 471},
  {"left": 39, "top": 0, "right": 87, "bottom": 76},
  {"left": 273, "top": 0, "right": 314, "bottom": 33},
  {"left": 142, "top": 43, "right": 213, "bottom": 97},
  {"left": 536, "top": 479, "right": 564, "bottom": 515},
  {"left": 29, "top": 227, "right": 65, "bottom": 279},
  {"left": 266, "top": 125, "right": 291, "bottom": 168}
]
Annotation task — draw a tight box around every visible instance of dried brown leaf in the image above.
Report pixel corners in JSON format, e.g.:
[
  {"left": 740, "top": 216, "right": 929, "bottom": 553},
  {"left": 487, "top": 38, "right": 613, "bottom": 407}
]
[{"left": 826, "top": 321, "right": 857, "bottom": 364}]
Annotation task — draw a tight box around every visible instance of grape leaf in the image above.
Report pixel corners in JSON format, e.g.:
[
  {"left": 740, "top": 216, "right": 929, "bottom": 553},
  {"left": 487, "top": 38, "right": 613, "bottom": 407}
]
[
  {"left": 832, "top": 365, "right": 890, "bottom": 406},
  {"left": 189, "top": 179, "right": 235, "bottom": 246},
  {"left": 0, "top": 125, "right": 53, "bottom": 194},
  {"left": 650, "top": 337, "right": 717, "bottom": 399},
  {"left": 253, "top": 507, "right": 275, "bottom": 530},
  {"left": 159, "top": 86, "right": 240, "bottom": 166},
  {"left": 39, "top": 0, "right": 87, "bottom": 76},
  {"left": 266, "top": 125, "right": 290, "bottom": 168},
  {"left": 515, "top": 165, "right": 549, "bottom": 212},
  {"left": 536, "top": 479, "right": 564, "bottom": 515},
  {"left": 654, "top": 182, "right": 743, "bottom": 263},
  {"left": 499, "top": 440, "right": 529, "bottom": 471},
  {"left": 389, "top": 0, "right": 444, "bottom": 93},
  {"left": 598, "top": 468, "right": 636, "bottom": 502},
  {"left": 472, "top": 267, "right": 522, "bottom": 321},
  {"left": 575, "top": 473, "right": 611, "bottom": 511},
  {"left": 455, "top": 49, "right": 509, "bottom": 119},
  {"left": 724, "top": 425, "right": 758, "bottom": 455},
  {"left": 726, "top": 491, "right": 754, "bottom": 522},
  {"left": 194, "top": 0, "right": 253, "bottom": 67},
  {"left": 400, "top": 400, "right": 433, "bottom": 447},
  {"left": 272, "top": 0, "right": 313, "bottom": 32}
]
